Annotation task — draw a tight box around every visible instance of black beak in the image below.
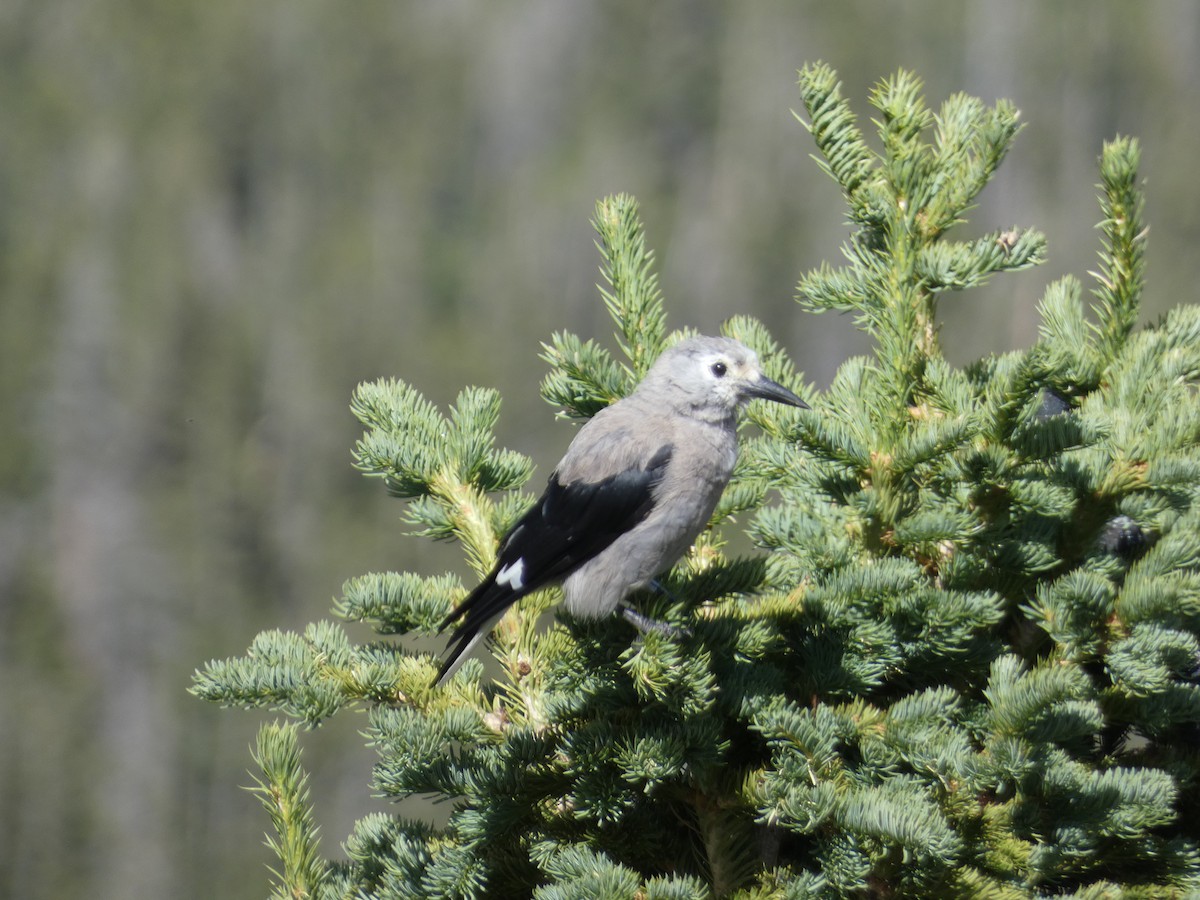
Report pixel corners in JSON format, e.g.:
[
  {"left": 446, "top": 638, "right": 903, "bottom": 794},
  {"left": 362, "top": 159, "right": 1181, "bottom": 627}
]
[{"left": 745, "top": 376, "right": 809, "bottom": 409}]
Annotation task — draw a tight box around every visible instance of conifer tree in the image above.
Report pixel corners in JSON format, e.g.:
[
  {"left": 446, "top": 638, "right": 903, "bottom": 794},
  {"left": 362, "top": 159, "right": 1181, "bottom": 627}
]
[{"left": 193, "top": 64, "right": 1200, "bottom": 898}]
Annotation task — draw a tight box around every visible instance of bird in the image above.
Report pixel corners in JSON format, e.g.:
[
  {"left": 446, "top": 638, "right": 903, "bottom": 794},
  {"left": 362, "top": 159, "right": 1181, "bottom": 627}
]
[{"left": 435, "top": 335, "right": 808, "bottom": 684}]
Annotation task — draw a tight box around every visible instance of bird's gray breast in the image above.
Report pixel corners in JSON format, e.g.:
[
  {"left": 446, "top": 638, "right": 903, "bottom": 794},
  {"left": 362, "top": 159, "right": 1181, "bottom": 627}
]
[{"left": 650, "top": 418, "right": 737, "bottom": 543}]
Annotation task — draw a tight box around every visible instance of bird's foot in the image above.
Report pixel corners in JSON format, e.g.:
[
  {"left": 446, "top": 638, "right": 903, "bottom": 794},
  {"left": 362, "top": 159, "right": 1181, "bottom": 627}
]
[{"left": 620, "top": 603, "right": 692, "bottom": 639}]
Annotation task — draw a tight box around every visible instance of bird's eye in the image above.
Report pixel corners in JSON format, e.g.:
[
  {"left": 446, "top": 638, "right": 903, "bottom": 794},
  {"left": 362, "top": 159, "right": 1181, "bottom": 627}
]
[{"left": 710, "top": 362, "right": 727, "bottom": 378}]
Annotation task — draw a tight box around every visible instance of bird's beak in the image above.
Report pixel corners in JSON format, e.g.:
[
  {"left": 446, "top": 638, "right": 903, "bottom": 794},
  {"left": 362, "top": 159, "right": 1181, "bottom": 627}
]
[{"left": 745, "top": 375, "right": 809, "bottom": 409}]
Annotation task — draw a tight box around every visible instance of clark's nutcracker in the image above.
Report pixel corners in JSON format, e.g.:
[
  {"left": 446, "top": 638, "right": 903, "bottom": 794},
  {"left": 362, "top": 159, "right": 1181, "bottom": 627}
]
[{"left": 436, "top": 335, "right": 807, "bottom": 683}]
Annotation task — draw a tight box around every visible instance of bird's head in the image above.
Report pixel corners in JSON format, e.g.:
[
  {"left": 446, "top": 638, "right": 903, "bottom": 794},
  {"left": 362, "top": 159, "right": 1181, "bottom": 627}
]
[{"left": 640, "top": 336, "right": 808, "bottom": 422}]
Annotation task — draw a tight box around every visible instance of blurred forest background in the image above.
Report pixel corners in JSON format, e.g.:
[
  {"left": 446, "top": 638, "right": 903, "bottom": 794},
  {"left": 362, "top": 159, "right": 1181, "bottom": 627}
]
[{"left": 1, "top": 2, "right": 1198, "bottom": 898}]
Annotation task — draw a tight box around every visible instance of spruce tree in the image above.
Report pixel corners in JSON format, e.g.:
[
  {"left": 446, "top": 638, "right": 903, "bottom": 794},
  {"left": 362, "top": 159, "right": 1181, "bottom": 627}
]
[{"left": 193, "top": 64, "right": 1200, "bottom": 898}]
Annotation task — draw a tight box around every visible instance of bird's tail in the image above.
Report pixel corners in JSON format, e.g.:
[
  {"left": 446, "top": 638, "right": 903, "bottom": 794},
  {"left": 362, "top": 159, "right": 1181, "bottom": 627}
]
[
  {"left": 435, "top": 617, "right": 500, "bottom": 685},
  {"left": 435, "top": 573, "right": 521, "bottom": 685}
]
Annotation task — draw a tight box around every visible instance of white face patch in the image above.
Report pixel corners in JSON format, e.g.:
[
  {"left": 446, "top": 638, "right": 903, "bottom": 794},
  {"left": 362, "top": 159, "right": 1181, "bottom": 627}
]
[{"left": 496, "top": 558, "right": 526, "bottom": 591}]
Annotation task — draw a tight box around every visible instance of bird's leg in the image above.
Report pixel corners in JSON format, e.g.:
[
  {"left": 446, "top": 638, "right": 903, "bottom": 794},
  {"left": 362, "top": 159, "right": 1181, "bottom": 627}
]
[
  {"left": 620, "top": 601, "right": 692, "bottom": 640},
  {"left": 649, "top": 578, "right": 679, "bottom": 603},
  {"left": 630, "top": 579, "right": 693, "bottom": 638}
]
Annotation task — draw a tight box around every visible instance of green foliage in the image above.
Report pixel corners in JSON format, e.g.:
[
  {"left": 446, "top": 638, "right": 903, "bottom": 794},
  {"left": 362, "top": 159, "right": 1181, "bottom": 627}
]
[
  {"left": 540, "top": 194, "right": 671, "bottom": 418},
  {"left": 194, "top": 66, "right": 1200, "bottom": 897},
  {"left": 249, "top": 722, "right": 330, "bottom": 900},
  {"left": 350, "top": 379, "right": 535, "bottom": 577}
]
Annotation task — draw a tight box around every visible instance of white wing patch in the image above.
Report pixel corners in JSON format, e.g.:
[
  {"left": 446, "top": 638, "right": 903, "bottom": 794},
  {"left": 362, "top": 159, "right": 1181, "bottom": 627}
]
[{"left": 496, "top": 558, "right": 526, "bottom": 591}]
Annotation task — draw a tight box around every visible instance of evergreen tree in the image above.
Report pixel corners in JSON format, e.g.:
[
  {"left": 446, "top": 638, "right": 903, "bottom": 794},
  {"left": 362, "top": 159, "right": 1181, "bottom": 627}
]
[{"left": 193, "top": 64, "right": 1200, "bottom": 898}]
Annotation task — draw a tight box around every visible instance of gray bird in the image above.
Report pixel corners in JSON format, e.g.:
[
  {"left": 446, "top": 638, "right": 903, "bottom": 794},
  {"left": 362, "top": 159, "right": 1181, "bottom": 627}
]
[{"left": 436, "top": 335, "right": 807, "bottom": 683}]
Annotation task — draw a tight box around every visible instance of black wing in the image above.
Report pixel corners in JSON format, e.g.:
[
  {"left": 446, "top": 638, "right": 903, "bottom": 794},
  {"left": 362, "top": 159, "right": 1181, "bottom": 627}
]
[{"left": 436, "top": 443, "right": 673, "bottom": 682}]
